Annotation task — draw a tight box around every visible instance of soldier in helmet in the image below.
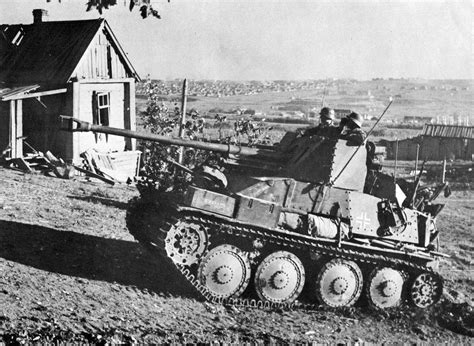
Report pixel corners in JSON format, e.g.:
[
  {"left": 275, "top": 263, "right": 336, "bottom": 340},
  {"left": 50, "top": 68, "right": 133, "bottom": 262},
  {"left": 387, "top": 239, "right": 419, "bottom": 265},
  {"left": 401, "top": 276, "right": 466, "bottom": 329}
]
[
  {"left": 302, "top": 107, "right": 337, "bottom": 137},
  {"left": 338, "top": 112, "right": 366, "bottom": 145}
]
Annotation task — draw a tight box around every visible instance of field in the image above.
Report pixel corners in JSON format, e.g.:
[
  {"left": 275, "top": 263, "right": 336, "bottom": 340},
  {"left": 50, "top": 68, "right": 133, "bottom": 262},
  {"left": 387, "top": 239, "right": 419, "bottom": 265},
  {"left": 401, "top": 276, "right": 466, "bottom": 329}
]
[{"left": 1, "top": 78, "right": 473, "bottom": 343}]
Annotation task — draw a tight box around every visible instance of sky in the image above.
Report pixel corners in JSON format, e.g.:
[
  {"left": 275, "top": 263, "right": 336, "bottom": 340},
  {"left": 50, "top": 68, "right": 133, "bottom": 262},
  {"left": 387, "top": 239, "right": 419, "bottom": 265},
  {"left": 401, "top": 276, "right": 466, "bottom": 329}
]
[{"left": 0, "top": 0, "right": 472, "bottom": 80}]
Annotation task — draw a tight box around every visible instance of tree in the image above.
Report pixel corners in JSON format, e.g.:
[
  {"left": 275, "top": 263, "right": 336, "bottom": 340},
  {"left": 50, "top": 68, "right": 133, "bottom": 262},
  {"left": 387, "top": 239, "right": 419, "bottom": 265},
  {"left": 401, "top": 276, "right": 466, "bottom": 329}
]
[{"left": 47, "top": 0, "right": 167, "bottom": 19}]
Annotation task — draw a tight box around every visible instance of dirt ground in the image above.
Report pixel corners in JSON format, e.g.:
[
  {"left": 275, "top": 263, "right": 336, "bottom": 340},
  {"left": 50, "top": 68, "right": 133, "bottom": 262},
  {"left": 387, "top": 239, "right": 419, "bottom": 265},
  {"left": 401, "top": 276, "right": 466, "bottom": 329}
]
[{"left": 0, "top": 167, "right": 472, "bottom": 343}]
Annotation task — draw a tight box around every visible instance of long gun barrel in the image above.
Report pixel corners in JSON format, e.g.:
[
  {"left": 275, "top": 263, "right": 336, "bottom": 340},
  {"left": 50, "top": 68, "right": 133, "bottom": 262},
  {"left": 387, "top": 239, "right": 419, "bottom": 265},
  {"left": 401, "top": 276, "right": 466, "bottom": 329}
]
[{"left": 60, "top": 116, "right": 269, "bottom": 156}]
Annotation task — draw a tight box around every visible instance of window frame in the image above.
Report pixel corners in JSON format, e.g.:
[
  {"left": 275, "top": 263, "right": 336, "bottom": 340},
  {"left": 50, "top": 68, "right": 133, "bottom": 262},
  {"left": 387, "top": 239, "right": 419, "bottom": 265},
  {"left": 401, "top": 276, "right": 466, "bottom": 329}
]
[
  {"left": 96, "top": 92, "right": 110, "bottom": 126},
  {"left": 92, "top": 91, "right": 111, "bottom": 142}
]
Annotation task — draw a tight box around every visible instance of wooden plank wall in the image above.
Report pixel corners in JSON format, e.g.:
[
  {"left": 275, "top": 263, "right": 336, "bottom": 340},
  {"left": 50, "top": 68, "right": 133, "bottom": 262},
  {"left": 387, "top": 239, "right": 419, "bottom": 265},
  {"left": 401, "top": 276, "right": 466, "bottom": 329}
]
[
  {"left": 422, "top": 137, "right": 473, "bottom": 161},
  {"left": 386, "top": 137, "right": 473, "bottom": 161},
  {"left": 72, "top": 30, "right": 127, "bottom": 80}
]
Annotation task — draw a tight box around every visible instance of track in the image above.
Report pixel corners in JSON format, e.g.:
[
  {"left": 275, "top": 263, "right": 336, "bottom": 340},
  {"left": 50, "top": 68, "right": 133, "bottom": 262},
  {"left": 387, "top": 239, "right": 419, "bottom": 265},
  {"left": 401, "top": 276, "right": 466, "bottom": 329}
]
[{"left": 126, "top": 197, "right": 443, "bottom": 310}]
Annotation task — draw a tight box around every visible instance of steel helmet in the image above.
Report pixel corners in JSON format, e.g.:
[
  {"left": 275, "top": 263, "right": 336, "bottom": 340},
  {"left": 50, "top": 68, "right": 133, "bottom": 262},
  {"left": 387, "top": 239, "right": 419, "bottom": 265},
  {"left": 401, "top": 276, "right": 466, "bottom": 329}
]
[
  {"left": 319, "top": 107, "right": 335, "bottom": 120},
  {"left": 347, "top": 112, "right": 363, "bottom": 128}
]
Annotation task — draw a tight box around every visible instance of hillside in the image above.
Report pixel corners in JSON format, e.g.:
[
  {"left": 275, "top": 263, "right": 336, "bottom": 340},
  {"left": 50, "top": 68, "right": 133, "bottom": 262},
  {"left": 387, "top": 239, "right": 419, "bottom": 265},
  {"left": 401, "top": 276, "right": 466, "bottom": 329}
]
[{"left": 0, "top": 167, "right": 472, "bottom": 343}]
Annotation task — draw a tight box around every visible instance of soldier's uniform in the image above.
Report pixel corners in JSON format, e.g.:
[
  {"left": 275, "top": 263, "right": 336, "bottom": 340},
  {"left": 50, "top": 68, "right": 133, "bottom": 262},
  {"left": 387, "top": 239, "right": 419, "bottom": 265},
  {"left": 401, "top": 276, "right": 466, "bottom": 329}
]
[
  {"left": 304, "top": 122, "right": 338, "bottom": 137},
  {"left": 339, "top": 112, "right": 366, "bottom": 145},
  {"left": 303, "top": 107, "right": 337, "bottom": 138}
]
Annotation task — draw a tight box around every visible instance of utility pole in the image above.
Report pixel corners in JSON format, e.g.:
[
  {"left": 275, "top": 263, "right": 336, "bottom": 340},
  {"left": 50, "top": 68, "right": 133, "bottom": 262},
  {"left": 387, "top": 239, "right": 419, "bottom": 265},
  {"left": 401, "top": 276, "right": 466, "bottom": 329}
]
[
  {"left": 393, "top": 138, "right": 399, "bottom": 183},
  {"left": 442, "top": 157, "right": 447, "bottom": 183},
  {"left": 413, "top": 143, "right": 420, "bottom": 194},
  {"left": 178, "top": 78, "right": 188, "bottom": 164}
]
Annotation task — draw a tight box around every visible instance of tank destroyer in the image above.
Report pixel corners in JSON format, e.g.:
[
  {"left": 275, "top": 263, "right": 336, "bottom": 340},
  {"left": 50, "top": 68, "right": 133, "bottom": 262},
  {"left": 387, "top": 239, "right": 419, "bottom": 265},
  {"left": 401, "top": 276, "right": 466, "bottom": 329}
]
[{"left": 63, "top": 116, "right": 449, "bottom": 310}]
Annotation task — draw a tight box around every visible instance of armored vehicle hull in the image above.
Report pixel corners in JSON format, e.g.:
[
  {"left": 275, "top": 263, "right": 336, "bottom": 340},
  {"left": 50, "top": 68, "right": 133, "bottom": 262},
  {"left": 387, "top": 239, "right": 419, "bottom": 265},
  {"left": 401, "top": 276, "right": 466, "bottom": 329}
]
[{"left": 64, "top": 117, "right": 448, "bottom": 309}]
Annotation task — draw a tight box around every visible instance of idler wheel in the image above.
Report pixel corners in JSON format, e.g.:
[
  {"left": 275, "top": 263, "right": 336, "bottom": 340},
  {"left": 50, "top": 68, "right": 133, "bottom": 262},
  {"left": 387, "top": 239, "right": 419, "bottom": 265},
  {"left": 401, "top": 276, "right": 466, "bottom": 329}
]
[
  {"left": 316, "top": 259, "right": 363, "bottom": 307},
  {"left": 198, "top": 244, "right": 251, "bottom": 299},
  {"left": 367, "top": 267, "right": 405, "bottom": 309},
  {"left": 254, "top": 251, "right": 305, "bottom": 304},
  {"left": 410, "top": 272, "right": 443, "bottom": 308},
  {"left": 165, "top": 221, "right": 208, "bottom": 265}
]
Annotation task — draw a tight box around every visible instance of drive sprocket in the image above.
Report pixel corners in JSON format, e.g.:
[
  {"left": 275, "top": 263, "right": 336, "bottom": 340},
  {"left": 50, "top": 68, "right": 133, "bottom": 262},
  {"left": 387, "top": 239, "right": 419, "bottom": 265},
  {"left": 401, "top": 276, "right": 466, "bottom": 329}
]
[
  {"left": 410, "top": 272, "right": 443, "bottom": 308},
  {"left": 165, "top": 220, "right": 209, "bottom": 265}
]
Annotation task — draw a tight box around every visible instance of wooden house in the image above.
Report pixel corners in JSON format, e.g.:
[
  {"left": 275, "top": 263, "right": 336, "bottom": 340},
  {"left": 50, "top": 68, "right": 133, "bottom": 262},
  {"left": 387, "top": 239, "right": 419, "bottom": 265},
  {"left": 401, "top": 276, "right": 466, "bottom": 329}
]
[
  {"left": 420, "top": 124, "right": 473, "bottom": 161},
  {"left": 384, "top": 124, "right": 474, "bottom": 161},
  {"left": 0, "top": 11, "right": 140, "bottom": 169}
]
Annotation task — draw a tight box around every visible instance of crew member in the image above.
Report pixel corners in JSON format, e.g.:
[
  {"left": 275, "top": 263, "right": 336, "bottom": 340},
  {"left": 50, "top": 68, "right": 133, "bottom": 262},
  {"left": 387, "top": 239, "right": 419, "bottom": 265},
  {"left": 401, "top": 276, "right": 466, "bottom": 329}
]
[
  {"left": 339, "top": 112, "right": 366, "bottom": 145},
  {"left": 303, "top": 107, "right": 337, "bottom": 137}
]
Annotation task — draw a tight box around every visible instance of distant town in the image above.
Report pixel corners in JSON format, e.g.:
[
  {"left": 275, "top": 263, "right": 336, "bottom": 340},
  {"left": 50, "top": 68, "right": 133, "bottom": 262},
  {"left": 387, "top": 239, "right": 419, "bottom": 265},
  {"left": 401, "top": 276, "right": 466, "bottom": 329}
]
[
  {"left": 136, "top": 78, "right": 472, "bottom": 126},
  {"left": 137, "top": 78, "right": 470, "bottom": 98}
]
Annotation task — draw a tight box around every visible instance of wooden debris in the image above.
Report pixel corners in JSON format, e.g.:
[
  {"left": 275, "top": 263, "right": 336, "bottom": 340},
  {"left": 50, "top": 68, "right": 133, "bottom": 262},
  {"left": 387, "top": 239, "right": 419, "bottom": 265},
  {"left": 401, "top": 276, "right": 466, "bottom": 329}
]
[
  {"left": 0, "top": 144, "right": 75, "bottom": 179},
  {"left": 53, "top": 165, "right": 76, "bottom": 180},
  {"left": 109, "top": 150, "right": 142, "bottom": 177},
  {"left": 10, "top": 158, "right": 33, "bottom": 173},
  {"left": 45, "top": 151, "right": 60, "bottom": 164},
  {"left": 73, "top": 165, "right": 115, "bottom": 185},
  {"left": 1, "top": 146, "right": 11, "bottom": 158},
  {"left": 81, "top": 151, "right": 97, "bottom": 174},
  {"left": 80, "top": 149, "right": 141, "bottom": 183}
]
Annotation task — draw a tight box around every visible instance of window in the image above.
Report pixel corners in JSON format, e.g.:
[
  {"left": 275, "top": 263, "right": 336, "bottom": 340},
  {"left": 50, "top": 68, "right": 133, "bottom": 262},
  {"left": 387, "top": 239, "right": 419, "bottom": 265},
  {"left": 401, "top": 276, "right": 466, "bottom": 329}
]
[
  {"left": 92, "top": 91, "right": 110, "bottom": 142},
  {"left": 96, "top": 92, "right": 110, "bottom": 126}
]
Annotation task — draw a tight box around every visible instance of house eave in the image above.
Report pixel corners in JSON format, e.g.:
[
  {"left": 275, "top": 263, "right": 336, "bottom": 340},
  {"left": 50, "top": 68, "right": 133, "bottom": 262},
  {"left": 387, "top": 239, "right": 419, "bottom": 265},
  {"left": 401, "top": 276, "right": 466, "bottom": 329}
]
[{"left": 103, "top": 20, "right": 141, "bottom": 82}]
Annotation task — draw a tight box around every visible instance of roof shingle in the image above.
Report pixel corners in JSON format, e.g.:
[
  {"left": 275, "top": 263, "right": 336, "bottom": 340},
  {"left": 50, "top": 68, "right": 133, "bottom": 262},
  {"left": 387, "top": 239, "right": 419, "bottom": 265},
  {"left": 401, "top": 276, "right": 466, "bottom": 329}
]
[{"left": 422, "top": 124, "right": 473, "bottom": 139}]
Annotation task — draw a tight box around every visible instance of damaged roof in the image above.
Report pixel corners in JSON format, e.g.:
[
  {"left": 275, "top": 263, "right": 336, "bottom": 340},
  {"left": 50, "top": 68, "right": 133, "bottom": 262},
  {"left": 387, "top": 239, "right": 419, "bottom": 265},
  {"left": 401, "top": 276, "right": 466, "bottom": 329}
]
[
  {"left": 0, "top": 84, "right": 39, "bottom": 101},
  {"left": 0, "top": 19, "right": 139, "bottom": 86},
  {"left": 422, "top": 124, "right": 473, "bottom": 139}
]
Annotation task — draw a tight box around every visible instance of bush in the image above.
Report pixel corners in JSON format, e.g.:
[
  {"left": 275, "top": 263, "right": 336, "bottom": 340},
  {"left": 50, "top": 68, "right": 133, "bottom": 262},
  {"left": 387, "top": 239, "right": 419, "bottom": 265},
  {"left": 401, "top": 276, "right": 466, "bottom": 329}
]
[
  {"left": 137, "top": 80, "right": 210, "bottom": 198},
  {"left": 136, "top": 80, "right": 273, "bottom": 199}
]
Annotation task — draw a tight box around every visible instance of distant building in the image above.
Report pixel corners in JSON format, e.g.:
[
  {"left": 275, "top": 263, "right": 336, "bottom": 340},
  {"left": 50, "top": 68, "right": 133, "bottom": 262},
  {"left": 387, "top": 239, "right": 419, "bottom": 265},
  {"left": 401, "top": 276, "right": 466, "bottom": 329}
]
[
  {"left": 403, "top": 116, "right": 435, "bottom": 124},
  {"left": 334, "top": 109, "right": 351, "bottom": 118},
  {"left": 384, "top": 124, "right": 474, "bottom": 161}
]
